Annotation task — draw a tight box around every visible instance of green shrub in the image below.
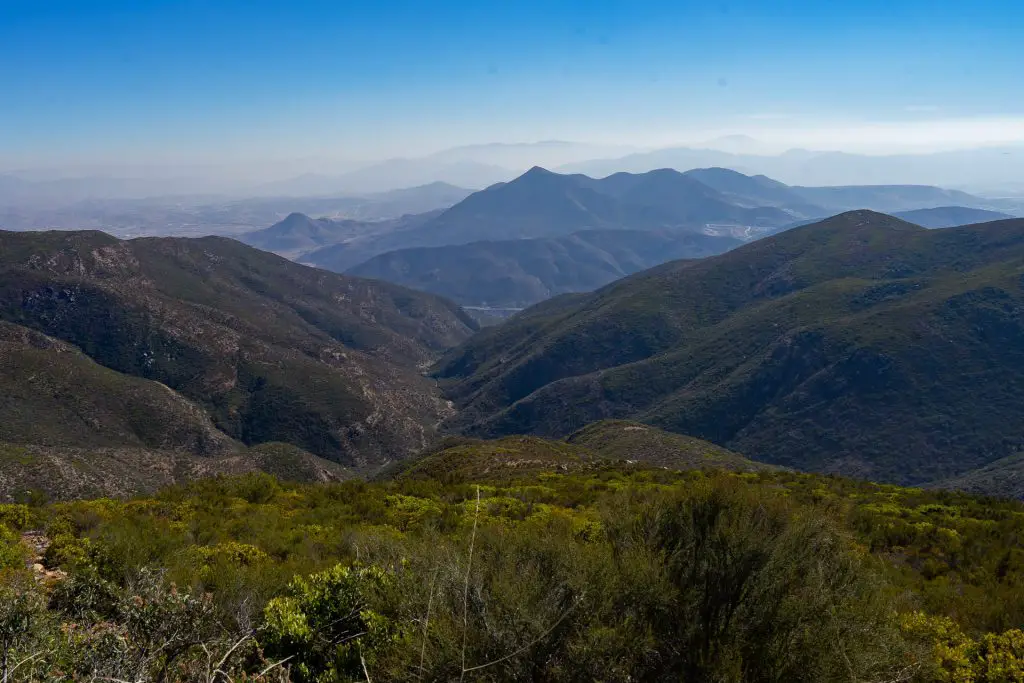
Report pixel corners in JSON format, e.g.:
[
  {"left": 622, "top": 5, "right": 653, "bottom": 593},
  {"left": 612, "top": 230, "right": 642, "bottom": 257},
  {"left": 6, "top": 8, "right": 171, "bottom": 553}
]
[
  {"left": 261, "top": 564, "right": 396, "bottom": 682},
  {"left": 0, "top": 526, "right": 28, "bottom": 571},
  {"left": 0, "top": 504, "right": 30, "bottom": 530}
]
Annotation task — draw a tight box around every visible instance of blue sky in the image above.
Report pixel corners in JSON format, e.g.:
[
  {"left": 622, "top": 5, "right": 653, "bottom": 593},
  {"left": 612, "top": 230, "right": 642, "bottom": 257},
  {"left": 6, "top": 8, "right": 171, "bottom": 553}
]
[{"left": 2, "top": 0, "right": 1023, "bottom": 169}]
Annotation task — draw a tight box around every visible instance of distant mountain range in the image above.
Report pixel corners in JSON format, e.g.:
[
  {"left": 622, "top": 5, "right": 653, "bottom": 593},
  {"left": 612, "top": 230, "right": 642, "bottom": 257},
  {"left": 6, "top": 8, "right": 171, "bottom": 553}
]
[
  {"left": 8, "top": 140, "right": 1024, "bottom": 203},
  {"left": 780, "top": 206, "right": 1016, "bottom": 232},
  {"left": 558, "top": 145, "right": 1024, "bottom": 195},
  {"left": 791, "top": 185, "right": 989, "bottom": 213},
  {"left": 250, "top": 168, "right": 1013, "bottom": 297},
  {"left": 0, "top": 229, "right": 476, "bottom": 479},
  {"left": 270, "top": 167, "right": 836, "bottom": 271},
  {"left": 435, "top": 211, "right": 1024, "bottom": 486},
  {"left": 893, "top": 206, "right": 1015, "bottom": 228},
  {"left": 345, "top": 229, "right": 741, "bottom": 309}
]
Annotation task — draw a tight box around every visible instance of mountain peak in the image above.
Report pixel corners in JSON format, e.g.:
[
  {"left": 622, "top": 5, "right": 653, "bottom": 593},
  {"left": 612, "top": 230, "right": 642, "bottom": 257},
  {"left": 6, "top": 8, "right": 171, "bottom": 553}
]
[
  {"left": 785, "top": 209, "right": 924, "bottom": 238},
  {"left": 521, "top": 165, "right": 555, "bottom": 177},
  {"left": 500, "top": 166, "right": 566, "bottom": 190}
]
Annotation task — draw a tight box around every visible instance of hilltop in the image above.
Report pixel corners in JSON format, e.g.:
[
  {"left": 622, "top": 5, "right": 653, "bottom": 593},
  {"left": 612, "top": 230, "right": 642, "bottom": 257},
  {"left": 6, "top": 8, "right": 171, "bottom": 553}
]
[
  {"left": 383, "top": 419, "right": 767, "bottom": 484},
  {"left": 436, "top": 211, "right": 1024, "bottom": 485}
]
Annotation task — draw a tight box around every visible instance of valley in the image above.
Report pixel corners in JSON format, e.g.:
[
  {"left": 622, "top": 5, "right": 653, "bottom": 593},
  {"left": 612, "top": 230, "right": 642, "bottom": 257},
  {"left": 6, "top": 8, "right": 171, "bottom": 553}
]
[{"left": 4, "top": 165, "right": 1024, "bottom": 497}]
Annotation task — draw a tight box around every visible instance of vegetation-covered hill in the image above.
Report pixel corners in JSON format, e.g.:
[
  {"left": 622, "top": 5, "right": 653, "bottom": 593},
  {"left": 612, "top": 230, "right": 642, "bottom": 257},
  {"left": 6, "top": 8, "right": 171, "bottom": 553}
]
[
  {"left": 566, "top": 419, "right": 767, "bottom": 471},
  {"left": 2, "top": 442, "right": 1024, "bottom": 680},
  {"left": 0, "top": 229, "right": 476, "bottom": 470},
  {"left": 436, "top": 211, "right": 1024, "bottom": 486},
  {"left": 792, "top": 184, "right": 987, "bottom": 213},
  {"left": 345, "top": 229, "right": 740, "bottom": 308},
  {"left": 0, "top": 320, "right": 234, "bottom": 455},
  {"left": 381, "top": 419, "right": 768, "bottom": 484}
]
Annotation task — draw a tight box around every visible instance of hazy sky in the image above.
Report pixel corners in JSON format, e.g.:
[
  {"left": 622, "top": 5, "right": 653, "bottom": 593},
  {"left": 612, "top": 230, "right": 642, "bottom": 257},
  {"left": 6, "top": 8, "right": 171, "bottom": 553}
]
[{"left": 3, "top": 0, "right": 1024, "bottom": 170}]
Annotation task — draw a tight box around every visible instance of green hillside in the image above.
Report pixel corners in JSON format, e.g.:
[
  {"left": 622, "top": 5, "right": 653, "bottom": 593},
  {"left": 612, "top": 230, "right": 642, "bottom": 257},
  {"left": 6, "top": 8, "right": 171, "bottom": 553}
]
[
  {"left": 567, "top": 419, "right": 768, "bottom": 471},
  {"left": 0, "top": 321, "right": 235, "bottom": 455},
  {"left": 0, "top": 229, "right": 476, "bottom": 469},
  {"left": 436, "top": 211, "right": 1024, "bottom": 485},
  {"left": 382, "top": 419, "right": 768, "bottom": 484}
]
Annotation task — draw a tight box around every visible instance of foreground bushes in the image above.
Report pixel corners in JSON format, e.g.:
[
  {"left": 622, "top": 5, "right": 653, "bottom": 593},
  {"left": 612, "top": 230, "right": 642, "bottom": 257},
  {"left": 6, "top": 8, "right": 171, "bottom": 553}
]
[{"left": 0, "top": 469, "right": 1023, "bottom": 680}]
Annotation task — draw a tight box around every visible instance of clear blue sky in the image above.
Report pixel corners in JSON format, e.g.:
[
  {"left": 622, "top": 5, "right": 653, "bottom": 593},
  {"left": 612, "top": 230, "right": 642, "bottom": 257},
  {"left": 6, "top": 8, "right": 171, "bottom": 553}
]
[{"left": 2, "top": 0, "right": 1023, "bottom": 168}]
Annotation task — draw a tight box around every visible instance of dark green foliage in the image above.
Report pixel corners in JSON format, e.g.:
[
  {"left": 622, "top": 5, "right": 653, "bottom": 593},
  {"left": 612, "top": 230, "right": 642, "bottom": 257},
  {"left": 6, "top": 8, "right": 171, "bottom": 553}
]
[
  {"left": 592, "top": 483, "right": 901, "bottom": 681},
  {"left": 262, "top": 564, "right": 394, "bottom": 682},
  {"left": 380, "top": 421, "right": 767, "bottom": 485},
  {"left": 437, "top": 212, "right": 1024, "bottom": 487},
  {"left": 0, "top": 321, "right": 235, "bottom": 455}
]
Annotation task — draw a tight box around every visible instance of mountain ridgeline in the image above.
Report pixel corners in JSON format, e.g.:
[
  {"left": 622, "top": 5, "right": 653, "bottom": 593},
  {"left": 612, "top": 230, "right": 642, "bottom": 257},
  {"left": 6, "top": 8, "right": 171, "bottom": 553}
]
[
  {"left": 436, "top": 211, "right": 1024, "bottom": 486},
  {"left": 255, "top": 168, "right": 1011, "bottom": 309},
  {"left": 0, "top": 229, "right": 476, "bottom": 478},
  {"left": 273, "top": 166, "right": 830, "bottom": 272}
]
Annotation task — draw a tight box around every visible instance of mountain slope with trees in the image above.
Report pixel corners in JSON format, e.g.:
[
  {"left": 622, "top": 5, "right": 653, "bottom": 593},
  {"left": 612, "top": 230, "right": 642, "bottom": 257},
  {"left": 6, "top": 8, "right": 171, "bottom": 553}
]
[
  {"left": 0, "top": 229, "right": 476, "bottom": 470},
  {"left": 436, "top": 211, "right": 1024, "bottom": 485}
]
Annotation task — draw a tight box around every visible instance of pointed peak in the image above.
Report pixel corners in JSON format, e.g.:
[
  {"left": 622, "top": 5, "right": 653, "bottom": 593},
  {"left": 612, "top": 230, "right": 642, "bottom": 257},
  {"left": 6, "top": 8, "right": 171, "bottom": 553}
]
[{"left": 504, "top": 166, "right": 563, "bottom": 189}]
